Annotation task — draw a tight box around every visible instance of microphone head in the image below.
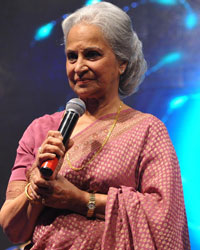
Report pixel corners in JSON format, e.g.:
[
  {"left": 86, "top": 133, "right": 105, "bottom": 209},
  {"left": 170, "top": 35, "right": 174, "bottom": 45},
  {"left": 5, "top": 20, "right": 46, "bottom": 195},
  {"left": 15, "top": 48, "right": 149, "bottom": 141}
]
[{"left": 66, "top": 98, "right": 86, "bottom": 116}]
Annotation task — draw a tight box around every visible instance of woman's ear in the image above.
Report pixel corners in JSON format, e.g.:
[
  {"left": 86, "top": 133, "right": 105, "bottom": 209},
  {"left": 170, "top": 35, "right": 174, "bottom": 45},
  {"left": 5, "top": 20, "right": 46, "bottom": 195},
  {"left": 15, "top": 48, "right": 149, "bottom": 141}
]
[{"left": 119, "top": 61, "right": 128, "bottom": 75}]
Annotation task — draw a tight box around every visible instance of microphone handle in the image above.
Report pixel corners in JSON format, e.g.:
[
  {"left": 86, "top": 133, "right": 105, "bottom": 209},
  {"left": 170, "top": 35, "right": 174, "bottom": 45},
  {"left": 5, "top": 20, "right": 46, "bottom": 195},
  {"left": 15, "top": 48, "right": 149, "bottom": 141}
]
[
  {"left": 40, "top": 111, "right": 79, "bottom": 178},
  {"left": 59, "top": 112, "right": 79, "bottom": 145}
]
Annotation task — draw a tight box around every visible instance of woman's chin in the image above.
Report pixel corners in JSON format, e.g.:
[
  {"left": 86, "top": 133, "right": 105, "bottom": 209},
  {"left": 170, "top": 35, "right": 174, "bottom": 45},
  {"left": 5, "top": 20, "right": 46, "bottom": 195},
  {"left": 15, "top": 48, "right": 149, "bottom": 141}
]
[{"left": 75, "top": 89, "right": 101, "bottom": 100}]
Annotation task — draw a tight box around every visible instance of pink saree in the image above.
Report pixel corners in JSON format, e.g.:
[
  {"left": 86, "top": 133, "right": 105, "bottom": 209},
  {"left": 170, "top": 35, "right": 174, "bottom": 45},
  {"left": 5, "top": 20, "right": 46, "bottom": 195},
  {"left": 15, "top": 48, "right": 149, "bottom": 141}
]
[{"left": 10, "top": 108, "right": 190, "bottom": 249}]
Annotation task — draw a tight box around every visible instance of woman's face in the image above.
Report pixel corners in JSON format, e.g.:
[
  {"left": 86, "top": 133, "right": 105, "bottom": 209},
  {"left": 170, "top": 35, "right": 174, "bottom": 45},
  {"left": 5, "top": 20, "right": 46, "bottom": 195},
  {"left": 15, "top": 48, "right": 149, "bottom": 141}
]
[{"left": 66, "top": 23, "right": 125, "bottom": 101}]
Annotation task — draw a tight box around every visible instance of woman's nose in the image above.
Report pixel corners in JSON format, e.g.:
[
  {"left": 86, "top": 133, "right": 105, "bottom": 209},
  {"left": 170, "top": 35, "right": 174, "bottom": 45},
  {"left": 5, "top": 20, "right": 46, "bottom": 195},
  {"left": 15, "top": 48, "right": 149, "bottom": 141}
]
[{"left": 74, "top": 57, "right": 88, "bottom": 76}]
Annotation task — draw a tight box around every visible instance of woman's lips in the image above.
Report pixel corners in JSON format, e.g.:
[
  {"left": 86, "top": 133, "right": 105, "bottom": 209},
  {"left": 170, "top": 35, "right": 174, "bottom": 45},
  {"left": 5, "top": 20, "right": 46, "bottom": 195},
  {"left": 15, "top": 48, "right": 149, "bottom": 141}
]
[{"left": 75, "top": 79, "right": 92, "bottom": 85}]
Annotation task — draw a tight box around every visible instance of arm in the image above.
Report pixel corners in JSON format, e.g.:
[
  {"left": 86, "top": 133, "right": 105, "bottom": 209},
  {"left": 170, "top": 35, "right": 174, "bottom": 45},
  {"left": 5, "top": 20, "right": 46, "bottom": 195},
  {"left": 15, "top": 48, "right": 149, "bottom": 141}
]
[
  {"left": 0, "top": 130, "right": 107, "bottom": 243},
  {"left": 0, "top": 130, "right": 65, "bottom": 243},
  {"left": 0, "top": 181, "right": 44, "bottom": 243}
]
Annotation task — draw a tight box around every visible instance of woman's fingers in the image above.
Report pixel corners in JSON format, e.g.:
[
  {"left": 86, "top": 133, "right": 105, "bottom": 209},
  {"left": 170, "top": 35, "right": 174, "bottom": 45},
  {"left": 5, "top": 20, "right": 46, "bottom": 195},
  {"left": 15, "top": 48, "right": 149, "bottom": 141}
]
[
  {"left": 41, "top": 134, "right": 65, "bottom": 154},
  {"left": 29, "top": 175, "right": 53, "bottom": 202},
  {"left": 37, "top": 131, "right": 74, "bottom": 164},
  {"left": 28, "top": 183, "right": 41, "bottom": 200},
  {"left": 37, "top": 131, "right": 66, "bottom": 165}
]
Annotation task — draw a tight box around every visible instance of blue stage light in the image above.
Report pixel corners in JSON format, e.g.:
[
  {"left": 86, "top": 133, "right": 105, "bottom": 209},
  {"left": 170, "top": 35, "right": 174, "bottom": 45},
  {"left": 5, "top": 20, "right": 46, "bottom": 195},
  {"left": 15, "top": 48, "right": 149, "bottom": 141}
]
[
  {"left": 149, "top": 0, "right": 177, "bottom": 5},
  {"left": 185, "top": 13, "right": 198, "bottom": 29},
  {"left": 131, "top": 2, "right": 138, "bottom": 8},
  {"left": 85, "top": 0, "right": 101, "bottom": 6},
  {"left": 169, "top": 95, "right": 188, "bottom": 110},
  {"left": 34, "top": 21, "right": 56, "bottom": 41},
  {"left": 123, "top": 6, "right": 130, "bottom": 12},
  {"left": 161, "top": 52, "right": 182, "bottom": 64},
  {"left": 146, "top": 52, "right": 182, "bottom": 76},
  {"left": 62, "top": 14, "right": 69, "bottom": 20}
]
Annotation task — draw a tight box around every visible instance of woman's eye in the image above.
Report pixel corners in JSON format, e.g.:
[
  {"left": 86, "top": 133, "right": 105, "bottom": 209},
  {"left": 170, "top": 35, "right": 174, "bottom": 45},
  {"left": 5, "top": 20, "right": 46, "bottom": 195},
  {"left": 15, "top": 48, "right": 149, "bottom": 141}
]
[
  {"left": 85, "top": 51, "right": 101, "bottom": 59},
  {"left": 67, "top": 52, "right": 77, "bottom": 62}
]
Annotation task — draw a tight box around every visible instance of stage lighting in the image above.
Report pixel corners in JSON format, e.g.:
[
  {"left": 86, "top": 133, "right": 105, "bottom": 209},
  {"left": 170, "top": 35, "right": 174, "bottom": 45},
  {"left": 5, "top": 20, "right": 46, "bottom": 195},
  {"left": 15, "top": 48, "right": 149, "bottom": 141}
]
[
  {"left": 123, "top": 6, "right": 130, "bottom": 12},
  {"left": 34, "top": 21, "right": 56, "bottom": 41},
  {"left": 85, "top": 0, "right": 101, "bottom": 6},
  {"left": 146, "top": 52, "right": 182, "bottom": 76},
  {"left": 161, "top": 52, "right": 182, "bottom": 64},
  {"left": 169, "top": 95, "right": 188, "bottom": 110},
  {"left": 149, "top": 0, "right": 177, "bottom": 5},
  {"left": 185, "top": 13, "right": 198, "bottom": 29},
  {"left": 62, "top": 14, "right": 69, "bottom": 20}
]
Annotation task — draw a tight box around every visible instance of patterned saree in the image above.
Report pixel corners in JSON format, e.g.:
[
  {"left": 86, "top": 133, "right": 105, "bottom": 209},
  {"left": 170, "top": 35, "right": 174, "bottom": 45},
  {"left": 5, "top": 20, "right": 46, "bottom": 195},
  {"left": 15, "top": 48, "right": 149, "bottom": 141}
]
[{"left": 10, "top": 108, "right": 190, "bottom": 249}]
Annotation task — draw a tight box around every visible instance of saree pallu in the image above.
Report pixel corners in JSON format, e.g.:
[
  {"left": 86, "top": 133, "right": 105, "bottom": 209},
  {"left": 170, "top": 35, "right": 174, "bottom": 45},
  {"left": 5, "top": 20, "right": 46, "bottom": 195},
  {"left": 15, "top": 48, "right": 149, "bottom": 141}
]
[{"left": 10, "top": 108, "right": 190, "bottom": 249}]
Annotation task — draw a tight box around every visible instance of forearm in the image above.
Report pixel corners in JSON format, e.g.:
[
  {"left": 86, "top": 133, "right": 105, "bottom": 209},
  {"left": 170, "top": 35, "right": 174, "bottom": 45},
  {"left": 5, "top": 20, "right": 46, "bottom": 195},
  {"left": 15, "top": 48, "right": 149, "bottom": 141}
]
[{"left": 0, "top": 192, "right": 43, "bottom": 243}]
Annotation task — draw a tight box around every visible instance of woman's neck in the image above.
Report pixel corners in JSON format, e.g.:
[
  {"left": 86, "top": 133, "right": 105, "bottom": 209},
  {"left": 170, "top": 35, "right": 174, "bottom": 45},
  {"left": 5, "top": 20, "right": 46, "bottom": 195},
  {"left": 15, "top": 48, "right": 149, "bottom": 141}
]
[{"left": 81, "top": 96, "right": 122, "bottom": 121}]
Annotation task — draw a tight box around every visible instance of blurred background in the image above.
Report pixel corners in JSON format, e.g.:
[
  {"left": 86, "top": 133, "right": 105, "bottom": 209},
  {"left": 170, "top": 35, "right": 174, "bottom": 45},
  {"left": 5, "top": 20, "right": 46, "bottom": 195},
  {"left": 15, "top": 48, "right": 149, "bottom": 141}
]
[{"left": 0, "top": 0, "right": 199, "bottom": 249}]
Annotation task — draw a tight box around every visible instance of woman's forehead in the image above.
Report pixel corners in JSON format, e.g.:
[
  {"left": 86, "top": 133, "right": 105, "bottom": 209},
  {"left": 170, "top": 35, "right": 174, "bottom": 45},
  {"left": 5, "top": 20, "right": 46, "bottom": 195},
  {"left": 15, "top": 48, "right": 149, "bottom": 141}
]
[{"left": 66, "top": 23, "right": 111, "bottom": 51}]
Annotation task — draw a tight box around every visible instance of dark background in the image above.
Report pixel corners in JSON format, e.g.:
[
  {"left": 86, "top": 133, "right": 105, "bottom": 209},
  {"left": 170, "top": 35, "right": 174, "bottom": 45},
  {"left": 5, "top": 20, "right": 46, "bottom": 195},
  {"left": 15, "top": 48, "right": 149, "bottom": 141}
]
[{"left": 0, "top": 0, "right": 199, "bottom": 249}]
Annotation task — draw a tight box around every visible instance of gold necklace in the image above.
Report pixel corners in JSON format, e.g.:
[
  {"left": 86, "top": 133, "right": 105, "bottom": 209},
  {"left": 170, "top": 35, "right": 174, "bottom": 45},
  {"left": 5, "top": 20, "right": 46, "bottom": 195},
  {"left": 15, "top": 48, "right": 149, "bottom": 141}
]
[{"left": 66, "top": 101, "right": 123, "bottom": 171}]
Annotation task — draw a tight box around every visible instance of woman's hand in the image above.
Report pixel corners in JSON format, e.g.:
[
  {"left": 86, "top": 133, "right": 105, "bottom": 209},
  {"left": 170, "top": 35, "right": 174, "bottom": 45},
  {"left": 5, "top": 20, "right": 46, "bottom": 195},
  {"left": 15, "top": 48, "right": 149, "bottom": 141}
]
[
  {"left": 26, "top": 130, "right": 74, "bottom": 203},
  {"left": 38, "top": 130, "right": 73, "bottom": 179},
  {"left": 39, "top": 175, "right": 88, "bottom": 212},
  {"left": 37, "top": 130, "right": 66, "bottom": 179},
  {"left": 26, "top": 167, "right": 88, "bottom": 212},
  {"left": 26, "top": 166, "right": 52, "bottom": 203}
]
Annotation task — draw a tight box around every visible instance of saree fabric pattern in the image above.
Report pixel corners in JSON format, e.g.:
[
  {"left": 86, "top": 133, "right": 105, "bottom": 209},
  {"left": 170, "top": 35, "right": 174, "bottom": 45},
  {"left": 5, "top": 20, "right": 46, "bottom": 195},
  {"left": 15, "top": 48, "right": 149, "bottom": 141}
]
[{"left": 9, "top": 108, "right": 190, "bottom": 249}]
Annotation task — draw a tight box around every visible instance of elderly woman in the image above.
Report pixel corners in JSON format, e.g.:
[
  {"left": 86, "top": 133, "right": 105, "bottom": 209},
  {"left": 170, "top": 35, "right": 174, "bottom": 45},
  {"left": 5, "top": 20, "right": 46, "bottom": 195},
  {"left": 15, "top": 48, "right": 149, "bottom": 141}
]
[{"left": 0, "top": 2, "right": 190, "bottom": 249}]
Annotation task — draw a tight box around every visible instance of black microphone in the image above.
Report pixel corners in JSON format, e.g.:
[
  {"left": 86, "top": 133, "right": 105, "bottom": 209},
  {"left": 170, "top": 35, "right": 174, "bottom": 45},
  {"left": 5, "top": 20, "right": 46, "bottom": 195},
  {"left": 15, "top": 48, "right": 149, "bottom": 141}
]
[{"left": 40, "top": 98, "right": 86, "bottom": 178}]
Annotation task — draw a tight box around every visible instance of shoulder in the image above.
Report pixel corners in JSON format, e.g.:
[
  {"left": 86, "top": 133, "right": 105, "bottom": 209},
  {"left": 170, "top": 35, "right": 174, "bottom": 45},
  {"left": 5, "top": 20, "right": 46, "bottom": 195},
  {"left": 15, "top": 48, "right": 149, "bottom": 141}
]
[
  {"left": 122, "top": 108, "right": 169, "bottom": 139},
  {"left": 19, "top": 111, "right": 64, "bottom": 148},
  {"left": 122, "top": 108, "right": 165, "bottom": 129},
  {"left": 133, "top": 111, "right": 171, "bottom": 144},
  {"left": 30, "top": 111, "right": 64, "bottom": 129},
  {"left": 26, "top": 110, "right": 64, "bottom": 134},
  {"left": 138, "top": 112, "right": 166, "bottom": 130}
]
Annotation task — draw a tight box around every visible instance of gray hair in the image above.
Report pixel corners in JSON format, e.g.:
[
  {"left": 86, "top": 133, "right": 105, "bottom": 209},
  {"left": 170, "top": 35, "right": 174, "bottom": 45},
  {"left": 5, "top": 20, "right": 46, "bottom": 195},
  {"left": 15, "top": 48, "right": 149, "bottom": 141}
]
[{"left": 62, "top": 2, "right": 147, "bottom": 98}]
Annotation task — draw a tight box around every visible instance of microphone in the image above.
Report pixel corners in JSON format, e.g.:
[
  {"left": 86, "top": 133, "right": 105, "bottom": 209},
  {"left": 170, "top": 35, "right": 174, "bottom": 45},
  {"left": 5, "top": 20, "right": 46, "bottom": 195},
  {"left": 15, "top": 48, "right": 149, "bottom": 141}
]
[{"left": 40, "top": 98, "right": 86, "bottom": 178}]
